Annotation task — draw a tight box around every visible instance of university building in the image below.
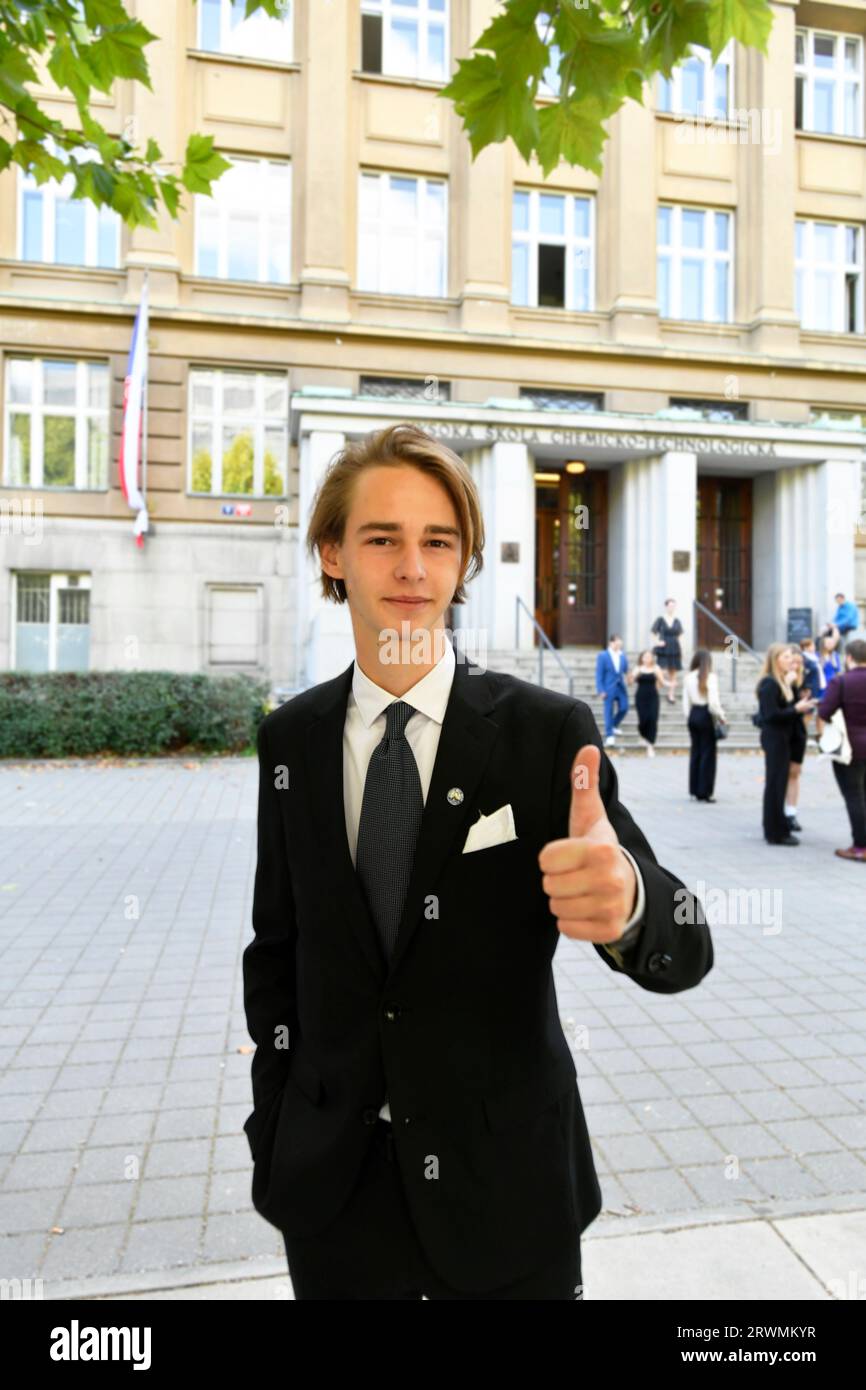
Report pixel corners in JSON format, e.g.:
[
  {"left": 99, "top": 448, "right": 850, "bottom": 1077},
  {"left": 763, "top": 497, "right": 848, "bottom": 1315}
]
[{"left": 1, "top": 0, "right": 864, "bottom": 691}]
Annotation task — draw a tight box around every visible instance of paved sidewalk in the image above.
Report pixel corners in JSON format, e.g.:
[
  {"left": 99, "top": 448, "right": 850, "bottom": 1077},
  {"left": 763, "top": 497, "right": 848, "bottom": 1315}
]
[{"left": 0, "top": 746, "right": 863, "bottom": 1299}]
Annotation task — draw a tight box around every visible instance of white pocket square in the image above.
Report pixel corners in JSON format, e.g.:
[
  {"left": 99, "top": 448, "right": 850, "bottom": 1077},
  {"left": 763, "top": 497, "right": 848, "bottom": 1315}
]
[{"left": 462, "top": 803, "right": 518, "bottom": 853}]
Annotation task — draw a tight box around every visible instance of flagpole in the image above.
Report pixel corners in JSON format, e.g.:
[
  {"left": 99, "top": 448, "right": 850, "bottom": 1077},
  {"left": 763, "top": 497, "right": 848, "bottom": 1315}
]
[{"left": 141, "top": 268, "right": 149, "bottom": 517}]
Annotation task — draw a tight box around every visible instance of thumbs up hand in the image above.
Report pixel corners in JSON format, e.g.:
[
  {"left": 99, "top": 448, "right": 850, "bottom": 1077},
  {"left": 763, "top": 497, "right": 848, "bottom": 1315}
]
[{"left": 538, "top": 744, "right": 638, "bottom": 943}]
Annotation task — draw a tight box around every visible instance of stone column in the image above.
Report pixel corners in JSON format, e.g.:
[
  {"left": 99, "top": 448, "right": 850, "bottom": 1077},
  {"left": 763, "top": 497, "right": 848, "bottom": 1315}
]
[
  {"left": 608, "top": 451, "right": 697, "bottom": 657},
  {"left": 457, "top": 442, "right": 535, "bottom": 657},
  {"left": 297, "top": 428, "right": 354, "bottom": 685}
]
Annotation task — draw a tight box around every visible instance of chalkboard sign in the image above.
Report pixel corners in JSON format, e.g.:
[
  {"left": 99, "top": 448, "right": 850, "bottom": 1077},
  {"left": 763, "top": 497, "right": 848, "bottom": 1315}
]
[{"left": 787, "top": 608, "right": 813, "bottom": 643}]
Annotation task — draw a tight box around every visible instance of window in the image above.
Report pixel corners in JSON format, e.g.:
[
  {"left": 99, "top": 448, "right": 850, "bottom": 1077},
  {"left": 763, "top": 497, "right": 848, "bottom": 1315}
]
[
  {"left": 206, "top": 584, "right": 263, "bottom": 667},
  {"left": 657, "top": 42, "right": 733, "bottom": 118},
  {"left": 13, "top": 572, "right": 91, "bottom": 672},
  {"left": 519, "top": 387, "right": 602, "bottom": 411},
  {"left": 668, "top": 398, "right": 749, "bottom": 422},
  {"left": 198, "top": 0, "right": 292, "bottom": 61},
  {"left": 535, "top": 10, "right": 563, "bottom": 98},
  {"left": 795, "top": 220, "right": 863, "bottom": 333},
  {"left": 795, "top": 29, "right": 863, "bottom": 136},
  {"left": 809, "top": 406, "right": 866, "bottom": 427},
  {"left": 4, "top": 358, "right": 109, "bottom": 488},
  {"left": 358, "top": 171, "right": 447, "bottom": 296},
  {"left": 19, "top": 138, "right": 120, "bottom": 268},
  {"left": 359, "top": 375, "right": 451, "bottom": 400},
  {"left": 512, "top": 189, "right": 594, "bottom": 310},
  {"left": 361, "top": 0, "right": 447, "bottom": 81},
  {"left": 195, "top": 155, "right": 291, "bottom": 283},
  {"left": 189, "top": 367, "right": 288, "bottom": 497},
  {"left": 657, "top": 205, "right": 733, "bottom": 322}
]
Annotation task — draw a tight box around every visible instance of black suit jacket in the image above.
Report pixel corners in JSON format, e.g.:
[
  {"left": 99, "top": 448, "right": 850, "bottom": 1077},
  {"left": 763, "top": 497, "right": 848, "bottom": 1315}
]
[{"left": 242, "top": 654, "right": 713, "bottom": 1292}]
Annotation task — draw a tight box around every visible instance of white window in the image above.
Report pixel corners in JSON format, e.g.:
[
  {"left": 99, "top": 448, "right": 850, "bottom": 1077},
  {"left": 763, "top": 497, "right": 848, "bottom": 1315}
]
[
  {"left": 535, "top": 10, "right": 563, "bottom": 98},
  {"left": 795, "top": 29, "right": 863, "bottom": 136},
  {"left": 657, "top": 42, "right": 733, "bottom": 118},
  {"left": 19, "top": 137, "right": 120, "bottom": 268},
  {"left": 189, "top": 367, "right": 289, "bottom": 497},
  {"left": 361, "top": 0, "right": 447, "bottom": 81},
  {"left": 795, "top": 220, "right": 863, "bottom": 333},
  {"left": 657, "top": 205, "right": 733, "bottom": 322},
  {"left": 511, "top": 188, "right": 594, "bottom": 311},
  {"left": 4, "top": 358, "right": 109, "bottom": 489},
  {"left": 195, "top": 155, "right": 291, "bottom": 283},
  {"left": 358, "top": 171, "right": 447, "bottom": 296},
  {"left": 206, "top": 584, "right": 264, "bottom": 666},
  {"left": 12, "top": 572, "right": 91, "bottom": 673},
  {"left": 198, "top": 0, "right": 293, "bottom": 61}
]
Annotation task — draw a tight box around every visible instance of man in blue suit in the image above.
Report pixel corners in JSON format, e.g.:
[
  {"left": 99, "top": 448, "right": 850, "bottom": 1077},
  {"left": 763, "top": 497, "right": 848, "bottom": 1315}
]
[{"left": 595, "top": 635, "right": 629, "bottom": 746}]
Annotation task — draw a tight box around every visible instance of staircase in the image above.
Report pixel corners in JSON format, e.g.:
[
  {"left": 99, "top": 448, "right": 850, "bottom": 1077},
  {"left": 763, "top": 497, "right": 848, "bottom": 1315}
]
[{"left": 481, "top": 646, "right": 770, "bottom": 751}]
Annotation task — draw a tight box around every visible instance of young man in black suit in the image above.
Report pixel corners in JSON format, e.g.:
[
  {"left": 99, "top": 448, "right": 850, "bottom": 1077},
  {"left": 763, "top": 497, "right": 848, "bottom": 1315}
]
[{"left": 242, "top": 423, "right": 713, "bottom": 1300}]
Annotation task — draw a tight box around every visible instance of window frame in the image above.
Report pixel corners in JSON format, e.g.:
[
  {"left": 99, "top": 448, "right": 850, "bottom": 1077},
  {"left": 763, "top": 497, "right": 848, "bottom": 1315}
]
[
  {"left": 795, "top": 27, "right": 864, "bottom": 138},
  {"left": 657, "top": 203, "right": 734, "bottom": 323},
  {"left": 187, "top": 365, "right": 290, "bottom": 499},
  {"left": 360, "top": 0, "right": 449, "bottom": 82},
  {"left": 197, "top": 0, "right": 293, "bottom": 62},
  {"left": 17, "top": 140, "right": 121, "bottom": 269},
  {"left": 193, "top": 154, "right": 292, "bottom": 284},
  {"left": 656, "top": 41, "right": 734, "bottom": 118},
  {"left": 511, "top": 187, "right": 595, "bottom": 312},
  {"left": 357, "top": 169, "right": 448, "bottom": 297},
  {"left": 11, "top": 571, "right": 92, "bottom": 674},
  {"left": 795, "top": 219, "right": 864, "bottom": 333},
  {"left": 3, "top": 357, "right": 110, "bottom": 490}
]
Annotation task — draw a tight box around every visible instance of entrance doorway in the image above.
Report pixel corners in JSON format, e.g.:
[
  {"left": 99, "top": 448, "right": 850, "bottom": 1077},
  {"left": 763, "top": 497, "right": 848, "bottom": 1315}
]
[
  {"left": 696, "top": 477, "right": 753, "bottom": 648},
  {"left": 535, "top": 469, "right": 608, "bottom": 647}
]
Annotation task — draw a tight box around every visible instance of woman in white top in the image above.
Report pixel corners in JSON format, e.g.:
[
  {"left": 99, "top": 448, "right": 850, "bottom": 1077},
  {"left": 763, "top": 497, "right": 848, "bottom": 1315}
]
[{"left": 683, "top": 648, "right": 727, "bottom": 801}]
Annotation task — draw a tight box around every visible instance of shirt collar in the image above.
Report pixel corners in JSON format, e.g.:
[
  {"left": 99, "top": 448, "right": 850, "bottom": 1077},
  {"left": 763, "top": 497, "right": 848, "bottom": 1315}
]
[{"left": 350, "top": 632, "right": 457, "bottom": 729}]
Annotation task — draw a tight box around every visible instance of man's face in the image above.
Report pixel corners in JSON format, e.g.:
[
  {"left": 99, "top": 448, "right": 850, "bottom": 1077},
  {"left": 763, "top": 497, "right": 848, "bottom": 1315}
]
[{"left": 322, "top": 463, "right": 463, "bottom": 650}]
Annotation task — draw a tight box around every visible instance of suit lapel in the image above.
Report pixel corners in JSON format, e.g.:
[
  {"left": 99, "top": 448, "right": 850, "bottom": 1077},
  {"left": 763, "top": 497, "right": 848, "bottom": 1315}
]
[{"left": 302, "top": 653, "right": 501, "bottom": 984}]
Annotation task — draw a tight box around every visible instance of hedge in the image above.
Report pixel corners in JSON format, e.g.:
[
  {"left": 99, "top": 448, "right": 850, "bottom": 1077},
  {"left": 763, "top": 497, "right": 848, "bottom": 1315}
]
[{"left": 0, "top": 671, "right": 271, "bottom": 758}]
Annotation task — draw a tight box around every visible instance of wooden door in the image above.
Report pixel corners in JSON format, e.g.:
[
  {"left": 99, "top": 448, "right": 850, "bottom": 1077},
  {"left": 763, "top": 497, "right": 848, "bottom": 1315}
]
[
  {"left": 535, "top": 488, "right": 560, "bottom": 644},
  {"left": 558, "top": 470, "right": 608, "bottom": 646},
  {"left": 696, "top": 477, "right": 753, "bottom": 648}
]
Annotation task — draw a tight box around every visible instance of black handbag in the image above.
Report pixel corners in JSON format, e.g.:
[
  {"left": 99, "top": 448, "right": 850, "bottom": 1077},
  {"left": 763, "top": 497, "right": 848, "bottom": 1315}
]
[{"left": 713, "top": 716, "right": 728, "bottom": 740}]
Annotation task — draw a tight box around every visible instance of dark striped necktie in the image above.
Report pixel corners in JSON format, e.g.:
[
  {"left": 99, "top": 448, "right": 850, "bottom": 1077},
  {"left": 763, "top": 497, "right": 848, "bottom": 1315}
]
[{"left": 355, "top": 700, "right": 424, "bottom": 963}]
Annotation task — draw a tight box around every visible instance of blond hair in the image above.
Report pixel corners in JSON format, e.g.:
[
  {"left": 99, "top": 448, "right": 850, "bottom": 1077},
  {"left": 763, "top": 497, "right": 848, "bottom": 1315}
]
[
  {"left": 756, "top": 642, "right": 794, "bottom": 701},
  {"left": 305, "top": 424, "right": 485, "bottom": 604}
]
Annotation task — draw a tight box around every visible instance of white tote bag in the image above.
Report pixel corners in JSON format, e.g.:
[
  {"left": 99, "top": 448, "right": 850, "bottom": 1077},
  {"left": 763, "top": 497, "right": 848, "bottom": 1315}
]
[{"left": 818, "top": 676, "right": 853, "bottom": 765}]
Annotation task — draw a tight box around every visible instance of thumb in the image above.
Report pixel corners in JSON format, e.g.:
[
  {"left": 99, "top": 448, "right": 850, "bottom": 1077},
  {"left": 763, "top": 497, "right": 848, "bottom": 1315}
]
[{"left": 568, "top": 744, "right": 610, "bottom": 841}]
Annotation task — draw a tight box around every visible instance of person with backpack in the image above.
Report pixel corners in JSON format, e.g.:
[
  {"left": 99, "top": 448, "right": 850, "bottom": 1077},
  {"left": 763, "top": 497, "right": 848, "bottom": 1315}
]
[
  {"left": 754, "top": 644, "right": 816, "bottom": 845},
  {"left": 817, "top": 638, "right": 866, "bottom": 862}
]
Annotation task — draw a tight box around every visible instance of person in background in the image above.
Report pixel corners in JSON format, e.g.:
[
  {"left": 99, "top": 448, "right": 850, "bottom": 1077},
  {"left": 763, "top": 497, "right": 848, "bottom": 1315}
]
[
  {"left": 595, "top": 634, "right": 630, "bottom": 748},
  {"left": 799, "top": 636, "right": 826, "bottom": 739},
  {"left": 818, "top": 628, "right": 842, "bottom": 687},
  {"left": 755, "top": 644, "right": 816, "bottom": 846},
  {"left": 633, "top": 649, "right": 664, "bottom": 757},
  {"left": 783, "top": 646, "right": 810, "bottom": 834},
  {"left": 651, "top": 598, "right": 684, "bottom": 704},
  {"left": 817, "top": 638, "right": 866, "bottom": 862},
  {"left": 831, "top": 592, "right": 860, "bottom": 640},
  {"left": 683, "top": 648, "right": 727, "bottom": 802}
]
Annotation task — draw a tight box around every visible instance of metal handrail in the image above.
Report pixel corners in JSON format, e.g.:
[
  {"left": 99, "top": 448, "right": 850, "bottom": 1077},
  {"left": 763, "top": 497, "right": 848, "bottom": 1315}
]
[
  {"left": 693, "top": 599, "right": 761, "bottom": 693},
  {"left": 515, "top": 596, "right": 574, "bottom": 697}
]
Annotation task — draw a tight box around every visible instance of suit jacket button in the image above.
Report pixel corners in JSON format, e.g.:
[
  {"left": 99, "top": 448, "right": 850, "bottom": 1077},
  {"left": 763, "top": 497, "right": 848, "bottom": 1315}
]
[
  {"left": 648, "top": 952, "right": 672, "bottom": 973},
  {"left": 362, "top": 1107, "right": 378, "bottom": 1125},
  {"left": 383, "top": 1003, "right": 401, "bottom": 1023}
]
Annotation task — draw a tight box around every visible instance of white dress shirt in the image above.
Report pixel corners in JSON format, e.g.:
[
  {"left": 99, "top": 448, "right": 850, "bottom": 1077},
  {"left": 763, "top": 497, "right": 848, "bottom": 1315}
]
[
  {"left": 609, "top": 646, "right": 622, "bottom": 673},
  {"left": 682, "top": 669, "right": 725, "bottom": 722},
  {"left": 343, "top": 634, "right": 646, "bottom": 1123}
]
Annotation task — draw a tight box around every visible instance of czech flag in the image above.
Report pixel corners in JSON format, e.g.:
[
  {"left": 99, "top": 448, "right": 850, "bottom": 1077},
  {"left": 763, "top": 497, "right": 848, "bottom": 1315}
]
[{"left": 119, "top": 276, "right": 149, "bottom": 548}]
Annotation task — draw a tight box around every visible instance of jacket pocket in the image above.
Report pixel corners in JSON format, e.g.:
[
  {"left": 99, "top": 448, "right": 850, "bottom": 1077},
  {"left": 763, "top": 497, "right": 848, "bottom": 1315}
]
[
  {"left": 287, "top": 1051, "right": 323, "bottom": 1106},
  {"left": 482, "top": 1053, "right": 576, "bottom": 1133}
]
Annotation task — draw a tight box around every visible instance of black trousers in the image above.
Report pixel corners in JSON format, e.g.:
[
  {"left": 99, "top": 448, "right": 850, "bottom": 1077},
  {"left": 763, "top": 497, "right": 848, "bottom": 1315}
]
[
  {"left": 832, "top": 758, "right": 866, "bottom": 848},
  {"left": 688, "top": 705, "right": 717, "bottom": 799},
  {"left": 761, "top": 728, "right": 791, "bottom": 841},
  {"left": 282, "top": 1119, "right": 583, "bottom": 1300}
]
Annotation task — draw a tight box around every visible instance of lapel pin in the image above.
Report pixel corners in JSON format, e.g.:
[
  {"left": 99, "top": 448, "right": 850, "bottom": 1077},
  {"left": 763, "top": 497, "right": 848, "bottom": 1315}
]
[{"left": 446, "top": 787, "right": 464, "bottom": 805}]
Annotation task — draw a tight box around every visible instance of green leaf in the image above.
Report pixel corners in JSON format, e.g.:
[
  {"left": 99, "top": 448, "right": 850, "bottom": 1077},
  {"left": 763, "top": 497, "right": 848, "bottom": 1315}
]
[
  {"left": 537, "top": 94, "right": 611, "bottom": 177},
  {"left": 85, "top": 20, "right": 157, "bottom": 92},
  {"left": 706, "top": 0, "right": 772, "bottom": 61},
  {"left": 182, "top": 133, "right": 233, "bottom": 194}
]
